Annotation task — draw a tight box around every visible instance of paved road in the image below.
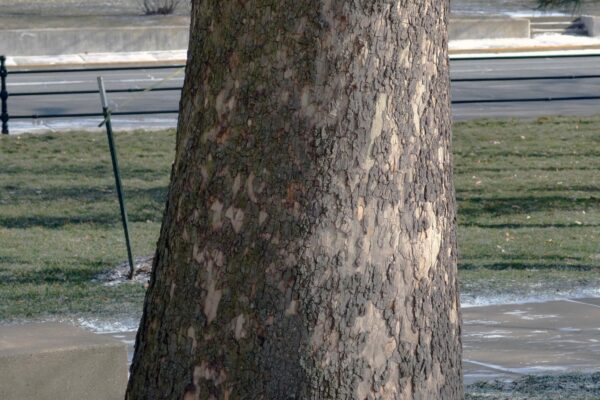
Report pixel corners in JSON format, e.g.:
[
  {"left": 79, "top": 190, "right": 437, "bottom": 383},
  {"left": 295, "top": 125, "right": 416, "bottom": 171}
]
[
  {"left": 451, "top": 56, "right": 600, "bottom": 120},
  {"left": 6, "top": 67, "right": 183, "bottom": 133},
  {"left": 5, "top": 56, "right": 600, "bottom": 133}
]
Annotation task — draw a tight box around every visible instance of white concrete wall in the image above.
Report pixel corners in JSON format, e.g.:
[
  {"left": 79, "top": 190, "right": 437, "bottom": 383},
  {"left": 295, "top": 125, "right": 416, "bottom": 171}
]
[
  {"left": 581, "top": 15, "right": 600, "bottom": 37},
  {"left": 449, "top": 18, "right": 531, "bottom": 40},
  {"left": 0, "top": 26, "right": 190, "bottom": 57}
]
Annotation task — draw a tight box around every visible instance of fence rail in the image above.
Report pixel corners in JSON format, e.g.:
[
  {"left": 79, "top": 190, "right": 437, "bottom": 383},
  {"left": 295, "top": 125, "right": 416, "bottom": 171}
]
[
  {"left": 0, "top": 56, "right": 185, "bottom": 134},
  {"left": 9, "top": 110, "right": 180, "bottom": 120},
  {"left": 8, "top": 86, "right": 183, "bottom": 97},
  {"left": 8, "top": 64, "right": 186, "bottom": 75},
  {"left": 2, "top": 53, "right": 600, "bottom": 134}
]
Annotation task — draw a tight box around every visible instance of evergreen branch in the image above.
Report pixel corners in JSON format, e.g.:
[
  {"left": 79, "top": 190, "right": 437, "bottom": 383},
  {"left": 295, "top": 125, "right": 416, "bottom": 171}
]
[{"left": 536, "top": 0, "right": 582, "bottom": 11}]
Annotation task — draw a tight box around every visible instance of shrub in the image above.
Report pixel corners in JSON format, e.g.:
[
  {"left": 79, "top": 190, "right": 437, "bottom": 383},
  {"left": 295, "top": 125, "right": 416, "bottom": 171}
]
[{"left": 138, "top": 0, "right": 182, "bottom": 15}]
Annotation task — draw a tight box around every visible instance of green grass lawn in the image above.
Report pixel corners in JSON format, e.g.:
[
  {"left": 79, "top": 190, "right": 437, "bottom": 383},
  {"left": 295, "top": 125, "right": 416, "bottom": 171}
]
[
  {"left": 1, "top": 116, "right": 600, "bottom": 320},
  {"left": 0, "top": 130, "right": 175, "bottom": 320},
  {"left": 456, "top": 117, "right": 600, "bottom": 304}
]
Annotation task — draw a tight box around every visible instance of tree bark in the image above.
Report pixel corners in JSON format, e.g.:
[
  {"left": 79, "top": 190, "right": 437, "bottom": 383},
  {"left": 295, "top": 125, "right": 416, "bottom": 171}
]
[{"left": 126, "top": 0, "right": 462, "bottom": 399}]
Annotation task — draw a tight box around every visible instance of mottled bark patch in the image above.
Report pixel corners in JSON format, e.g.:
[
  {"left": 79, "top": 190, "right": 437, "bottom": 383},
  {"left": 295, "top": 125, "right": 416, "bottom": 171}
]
[{"left": 126, "top": 1, "right": 461, "bottom": 399}]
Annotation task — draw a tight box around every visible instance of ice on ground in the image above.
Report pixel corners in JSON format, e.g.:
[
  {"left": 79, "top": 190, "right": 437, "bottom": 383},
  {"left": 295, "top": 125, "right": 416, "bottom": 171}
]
[
  {"left": 451, "top": 33, "right": 600, "bottom": 51},
  {"left": 5, "top": 50, "right": 188, "bottom": 68},
  {"left": 464, "top": 319, "right": 502, "bottom": 326},
  {"left": 72, "top": 317, "right": 139, "bottom": 333},
  {"left": 560, "top": 327, "right": 582, "bottom": 332},
  {"left": 8, "top": 116, "right": 178, "bottom": 135},
  {"left": 464, "top": 359, "right": 568, "bottom": 375},
  {"left": 461, "top": 286, "right": 600, "bottom": 308},
  {"left": 464, "top": 329, "right": 513, "bottom": 339}
]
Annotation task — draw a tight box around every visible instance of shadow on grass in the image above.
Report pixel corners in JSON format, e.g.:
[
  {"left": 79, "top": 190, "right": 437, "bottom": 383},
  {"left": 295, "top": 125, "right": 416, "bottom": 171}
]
[
  {"left": 525, "top": 185, "right": 600, "bottom": 193},
  {"left": 1, "top": 163, "right": 170, "bottom": 181},
  {"left": 459, "top": 262, "right": 596, "bottom": 271},
  {"left": 1, "top": 185, "right": 167, "bottom": 204},
  {"left": 0, "top": 255, "right": 23, "bottom": 264},
  {"left": 456, "top": 165, "right": 600, "bottom": 173},
  {"left": 0, "top": 214, "right": 119, "bottom": 229},
  {"left": 0, "top": 211, "right": 166, "bottom": 229},
  {"left": 0, "top": 265, "right": 98, "bottom": 285},
  {"left": 0, "top": 185, "right": 168, "bottom": 228},
  {"left": 460, "top": 222, "right": 600, "bottom": 229},
  {"left": 458, "top": 195, "right": 600, "bottom": 218}
]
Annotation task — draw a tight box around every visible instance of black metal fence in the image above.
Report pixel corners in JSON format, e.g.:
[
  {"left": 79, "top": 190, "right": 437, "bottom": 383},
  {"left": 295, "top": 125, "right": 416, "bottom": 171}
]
[
  {"left": 2, "top": 53, "right": 600, "bottom": 134},
  {"left": 0, "top": 56, "right": 185, "bottom": 134}
]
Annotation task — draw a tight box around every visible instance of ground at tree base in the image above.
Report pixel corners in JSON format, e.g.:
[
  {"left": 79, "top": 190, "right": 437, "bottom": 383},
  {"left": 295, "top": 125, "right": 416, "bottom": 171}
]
[
  {"left": 466, "top": 373, "right": 600, "bottom": 399},
  {"left": 93, "top": 256, "right": 153, "bottom": 287}
]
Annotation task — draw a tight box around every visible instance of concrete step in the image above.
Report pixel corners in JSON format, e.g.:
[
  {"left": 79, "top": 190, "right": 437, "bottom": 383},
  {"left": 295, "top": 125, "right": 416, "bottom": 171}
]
[
  {"left": 531, "top": 28, "right": 588, "bottom": 36},
  {"left": 532, "top": 27, "right": 587, "bottom": 33},
  {"left": 530, "top": 22, "right": 584, "bottom": 30},
  {"left": 531, "top": 17, "right": 588, "bottom": 37},
  {"left": 0, "top": 323, "right": 128, "bottom": 400},
  {"left": 531, "top": 16, "right": 581, "bottom": 23}
]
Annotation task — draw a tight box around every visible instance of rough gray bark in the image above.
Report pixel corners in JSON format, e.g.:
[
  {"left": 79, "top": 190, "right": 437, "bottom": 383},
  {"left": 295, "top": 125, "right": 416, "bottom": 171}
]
[{"left": 126, "top": 0, "right": 462, "bottom": 399}]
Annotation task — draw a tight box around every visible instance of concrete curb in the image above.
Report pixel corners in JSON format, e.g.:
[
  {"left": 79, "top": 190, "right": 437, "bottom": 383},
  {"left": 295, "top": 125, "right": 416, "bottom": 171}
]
[
  {"left": 5, "top": 46, "right": 600, "bottom": 69},
  {"left": 0, "top": 25, "right": 189, "bottom": 57},
  {"left": 0, "top": 323, "right": 128, "bottom": 400},
  {"left": 5, "top": 50, "right": 187, "bottom": 69},
  {"left": 449, "top": 18, "right": 530, "bottom": 40},
  {"left": 450, "top": 43, "right": 600, "bottom": 55}
]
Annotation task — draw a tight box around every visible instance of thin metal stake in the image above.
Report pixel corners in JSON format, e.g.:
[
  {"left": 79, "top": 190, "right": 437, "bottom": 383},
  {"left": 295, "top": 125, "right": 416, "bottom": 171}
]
[
  {"left": 1, "top": 55, "right": 9, "bottom": 134},
  {"left": 97, "top": 76, "right": 135, "bottom": 279}
]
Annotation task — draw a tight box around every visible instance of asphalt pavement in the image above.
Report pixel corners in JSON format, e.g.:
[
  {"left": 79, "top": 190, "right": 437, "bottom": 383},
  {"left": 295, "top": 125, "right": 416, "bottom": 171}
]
[
  {"left": 451, "top": 56, "right": 600, "bottom": 120},
  {"left": 5, "top": 55, "right": 600, "bottom": 133},
  {"left": 5, "top": 67, "right": 183, "bottom": 133}
]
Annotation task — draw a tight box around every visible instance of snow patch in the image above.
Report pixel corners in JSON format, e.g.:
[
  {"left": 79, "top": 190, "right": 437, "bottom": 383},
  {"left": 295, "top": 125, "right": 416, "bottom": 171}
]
[
  {"left": 464, "top": 359, "right": 568, "bottom": 375},
  {"left": 74, "top": 317, "right": 139, "bottom": 333},
  {"left": 461, "top": 286, "right": 600, "bottom": 308},
  {"left": 451, "top": 33, "right": 600, "bottom": 52}
]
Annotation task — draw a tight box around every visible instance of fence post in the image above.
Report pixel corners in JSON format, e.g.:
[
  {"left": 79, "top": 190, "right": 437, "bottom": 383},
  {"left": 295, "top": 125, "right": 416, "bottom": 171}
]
[
  {"left": 97, "top": 76, "right": 135, "bottom": 280},
  {"left": 0, "top": 56, "right": 8, "bottom": 134}
]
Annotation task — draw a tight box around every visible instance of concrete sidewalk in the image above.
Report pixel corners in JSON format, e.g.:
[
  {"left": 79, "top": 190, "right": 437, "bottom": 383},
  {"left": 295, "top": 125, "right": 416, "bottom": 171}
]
[
  {"left": 100, "top": 297, "right": 600, "bottom": 385},
  {"left": 463, "top": 298, "right": 600, "bottom": 384},
  {"left": 4, "top": 50, "right": 188, "bottom": 69},
  {"left": 6, "top": 44, "right": 600, "bottom": 70},
  {"left": 6, "top": 45, "right": 600, "bottom": 70}
]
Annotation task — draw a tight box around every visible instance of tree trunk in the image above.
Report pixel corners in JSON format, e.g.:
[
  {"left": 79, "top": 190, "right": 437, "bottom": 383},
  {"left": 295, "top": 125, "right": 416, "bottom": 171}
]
[{"left": 126, "top": 0, "right": 462, "bottom": 399}]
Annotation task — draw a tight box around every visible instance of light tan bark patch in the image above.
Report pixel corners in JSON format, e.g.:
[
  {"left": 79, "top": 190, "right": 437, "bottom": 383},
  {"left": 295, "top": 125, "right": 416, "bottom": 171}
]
[
  {"left": 187, "top": 326, "right": 197, "bottom": 352},
  {"left": 246, "top": 172, "right": 258, "bottom": 203},
  {"left": 285, "top": 300, "right": 298, "bottom": 316},
  {"left": 210, "top": 200, "right": 224, "bottom": 230},
  {"left": 365, "top": 93, "right": 388, "bottom": 170},
  {"left": 354, "top": 302, "right": 397, "bottom": 399},
  {"left": 204, "top": 277, "right": 222, "bottom": 324},
  {"left": 259, "top": 211, "right": 268, "bottom": 225},
  {"left": 415, "top": 202, "right": 443, "bottom": 280},
  {"left": 411, "top": 81, "right": 425, "bottom": 134},
  {"left": 233, "top": 314, "right": 247, "bottom": 340},
  {"left": 232, "top": 174, "right": 242, "bottom": 197},
  {"left": 225, "top": 207, "right": 244, "bottom": 234}
]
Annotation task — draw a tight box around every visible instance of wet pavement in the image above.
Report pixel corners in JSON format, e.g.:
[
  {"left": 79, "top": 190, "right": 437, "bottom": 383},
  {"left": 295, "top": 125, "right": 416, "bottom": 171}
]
[
  {"left": 101, "top": 298, "right": 600, "bottom": 384},
  {"left": 463, "top": 298, "right": 600, "bottom": 383}
]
